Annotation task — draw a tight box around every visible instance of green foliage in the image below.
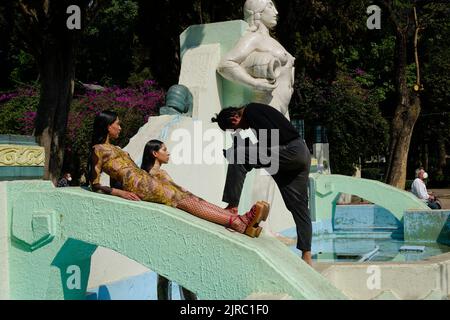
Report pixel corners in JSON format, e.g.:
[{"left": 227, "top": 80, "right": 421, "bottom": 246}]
[
  {"left": 77, "top": 0, "right": 140, "bottom": 86},
  {"left": 0, "top": 88, "right": 39, "bottom": 135},
  {"left": 9, "top": 50, "right": 35, "bottom": 83},
  {"left": 127, "top": 67, "right": 153, "bottom": 87},
  {"left": 296, "top": 73, "right": 389, "bottom": 175},
  {"left": 135, "top": 0, "right": 242, "bottom": 88},
  {"left": 408, "top": 2, "right": 450, "bottom": 186},
  {"left": 362, "top": 167, "right": 384, "bottom": 181}
]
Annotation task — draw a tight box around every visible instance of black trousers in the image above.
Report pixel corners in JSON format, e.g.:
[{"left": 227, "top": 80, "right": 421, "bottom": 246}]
[{"left": 222, "top": 138, "right": 312, "bottom": 252}]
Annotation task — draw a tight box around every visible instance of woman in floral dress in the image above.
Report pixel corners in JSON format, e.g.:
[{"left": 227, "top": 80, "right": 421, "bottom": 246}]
[{"left": 88, "top": 110, "right": 269, "bottom": 238}]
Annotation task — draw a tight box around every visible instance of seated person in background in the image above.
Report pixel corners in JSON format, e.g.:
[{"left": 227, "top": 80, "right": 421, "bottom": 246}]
[
  {"left": 57, "top": 172, "right": 72, "bottom": 187},
  {"left": 88, "top": 110, "right": 270, "bottom": 238},
  {"left": 411, "top": 168, "right": 441, "bottom": 209}
]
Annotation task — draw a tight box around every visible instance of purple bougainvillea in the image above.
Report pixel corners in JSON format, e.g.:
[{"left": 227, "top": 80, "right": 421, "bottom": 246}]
[
  {"left": 66, "top": 80, "right": 164, "bottom": 142},
  {"left": 0, "top": 81, "right": 165, "bottom": 177}
]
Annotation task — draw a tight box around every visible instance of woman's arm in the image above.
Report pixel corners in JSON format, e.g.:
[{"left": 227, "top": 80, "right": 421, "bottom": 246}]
[
  {"left": 90, "top": 146, "right": 141, "bottom": 201},
  {"left": 110, "top": 188, "right": 141, "bottom": 201},
  {"left": 217, "top": 34, "right": 277, "bottom": 91}
]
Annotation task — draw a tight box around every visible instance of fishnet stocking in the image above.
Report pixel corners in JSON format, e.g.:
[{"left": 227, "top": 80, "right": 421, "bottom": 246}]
[{"left": 176, "top": 196, "right": 247, "bottom": 233}]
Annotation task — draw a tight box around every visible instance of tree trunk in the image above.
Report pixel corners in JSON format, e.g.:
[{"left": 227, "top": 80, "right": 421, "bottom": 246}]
[
  {"left": 385, "top": 28, "right": 421, "bottom": 189},
  {"left": 34, "top": 40, "right": 75, "bottom": 183},
  {"left": 385, "top": 96, "right": 421, "bottom": 189},
  {"left": 423, "top": 142, "right": 428, "bottom": 171},
  {"left": 14, "top": 1, "right": 104, "bottom": 183},
  {"left": 437, "top": 136, "right": 447, "bottom": 176}
]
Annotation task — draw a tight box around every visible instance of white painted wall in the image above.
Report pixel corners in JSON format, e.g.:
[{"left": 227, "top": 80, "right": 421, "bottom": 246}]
[{"left": 88, "top": 247, "right": 149, "bottom": 289}]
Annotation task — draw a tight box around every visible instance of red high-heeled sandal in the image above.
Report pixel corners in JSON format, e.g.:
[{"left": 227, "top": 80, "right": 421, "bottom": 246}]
[{"left": 243, "top": 201, "right": 270, "bottom": 238}]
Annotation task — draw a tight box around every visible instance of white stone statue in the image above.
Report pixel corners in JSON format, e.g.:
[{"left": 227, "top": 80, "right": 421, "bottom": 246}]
[{"left": 217, "top": 0, "right": 295, "bottom": 117}]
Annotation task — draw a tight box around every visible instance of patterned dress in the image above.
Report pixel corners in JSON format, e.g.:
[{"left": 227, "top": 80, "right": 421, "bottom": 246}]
[
  {"left": 149, "top": 167, "right": 189, "bottom": 193},
  {"left": 90, "top": 143, "right": 192, "bottom": 207}
]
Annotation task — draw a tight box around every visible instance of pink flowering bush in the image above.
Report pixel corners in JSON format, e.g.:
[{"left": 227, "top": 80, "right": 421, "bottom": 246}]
[
  {"left": 0, "top": 87, "right": 39, "bottom": 135},
  {"left": 67, "top": 80, "right": 165, "bottom": 175},
  {"left": 0, "top": 80, "right": 165, "bottom": 179}
]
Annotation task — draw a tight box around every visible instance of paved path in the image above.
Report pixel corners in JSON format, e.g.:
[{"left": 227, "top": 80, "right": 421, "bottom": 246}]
[
  {"left": 429, "top": 189, "right": 450, "bottom": 209},
  {"left": 348, "top": 188, "right": 450, "bottom": 209}
]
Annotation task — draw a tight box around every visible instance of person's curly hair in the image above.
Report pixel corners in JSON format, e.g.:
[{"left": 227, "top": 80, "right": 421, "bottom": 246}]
[{"left": 211, "top": 106, "right": 242, "bottom": 131}]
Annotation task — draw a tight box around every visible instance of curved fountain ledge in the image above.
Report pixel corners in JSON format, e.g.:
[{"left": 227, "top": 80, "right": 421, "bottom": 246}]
[
  {"left": 313, "top": 252, "right": 450, "bottom": 300},
  {"left": 0, "top": 180, "right": 346, "bottom": 300}
]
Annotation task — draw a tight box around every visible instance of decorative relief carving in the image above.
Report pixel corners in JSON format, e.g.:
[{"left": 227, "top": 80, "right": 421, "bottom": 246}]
[
  {"left": 0, "top": 145, "right": 45, "bottom": 166},
  {"left": 179, "top": 44, "right": 220, "bottom": 88}
]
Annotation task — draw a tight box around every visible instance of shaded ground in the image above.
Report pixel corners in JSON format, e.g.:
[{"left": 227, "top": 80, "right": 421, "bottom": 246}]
[
  {"left": 429, "top": 189, "right": 450, "bottom": 210},
  {"left": 346, "top": 188, "right": 450, "bottom": 209}
]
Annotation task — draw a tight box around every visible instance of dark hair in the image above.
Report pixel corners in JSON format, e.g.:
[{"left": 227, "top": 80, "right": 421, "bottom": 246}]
[
  {"left": 211, "top": 106, "right": 242, "bottom": 131},
  {"left": 87, "top": 110, "right": 118, "bottom": 182},
  {"left": 141, "top": 139, "right": 164, "bottom": 172},
  {"left": 90, "top": 110, "right": 118, "bottom": 147}
]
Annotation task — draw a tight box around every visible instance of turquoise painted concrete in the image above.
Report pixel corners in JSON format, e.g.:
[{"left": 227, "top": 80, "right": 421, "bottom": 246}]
[
  {"left": 309, "top": 173, "right": 429, "bottom": 234},
  {"left": 0, "top": 135, "right": 37, "bottom": 146},
  {"left": 310, "top": 236, "right": 449, "bottom": 263},
  {"left": 281, "top": 205, "right": 402, "bottom": 238},
  {"left": 404, "top": 210, "right": 450, "bottom": 245},
  {"left": 180, "top": 20, "right": 247, "bottom": 60},
  {"left": 334, "top": 204, "right": 401, "bottom": 232},
  {"left": 180, "top": 20, "right": 254, "bottom": 108},
  {"left": 4, "top": 180, "right": 346, "bottom": 300},
  {"left": 0, "top": 166, "right": 44, "bottom": 181}
]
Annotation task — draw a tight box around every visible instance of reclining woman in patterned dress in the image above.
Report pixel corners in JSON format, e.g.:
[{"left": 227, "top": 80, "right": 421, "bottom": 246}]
[{"left": 88, "top": 110, "right": 270, "bottom": 237}]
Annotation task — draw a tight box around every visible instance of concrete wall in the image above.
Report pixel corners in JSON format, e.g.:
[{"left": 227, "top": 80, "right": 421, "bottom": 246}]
[
  {"left": 318, "top": 252, "right": 450, "bottom": 300},
  {"left": 334, "top": 205, "right": 401, "bottom": 232},
  {"left": 404, "top": 210, "right": 450, "bottom": 245}
]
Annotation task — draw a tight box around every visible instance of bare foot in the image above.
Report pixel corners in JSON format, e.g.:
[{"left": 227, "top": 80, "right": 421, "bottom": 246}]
[{"left": 302, "top": 251, "right": 313, "bottom": 267}]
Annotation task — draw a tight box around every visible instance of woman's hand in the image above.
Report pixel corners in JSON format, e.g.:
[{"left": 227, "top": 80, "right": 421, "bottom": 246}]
[{"left": 116, "top": 189, "right": 141, "bottom": 201}]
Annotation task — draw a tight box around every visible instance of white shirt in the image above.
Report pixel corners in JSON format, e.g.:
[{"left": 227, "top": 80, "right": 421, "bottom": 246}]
[{"left": 411, "top": 178, "right": 429, "bottom": 201}]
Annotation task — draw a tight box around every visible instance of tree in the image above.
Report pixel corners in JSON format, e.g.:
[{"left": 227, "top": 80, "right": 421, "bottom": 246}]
[
  {"left": 8, "top": 0, "right": 107, "bottom": 182},
  {"left": 409, "top": 2, "right": 450, "bottom": 185},
  {"left": 135, "top": 0, "right": 241, "bottom": 88},
  {"left": 275, "top": 0, "right": 391, "bottom": 175},
  {"left": 381, "top": 0, "right": 427, "bottom": 189},
  {"left": 76, "top": 0, "right": 139, "bottom": 86}
]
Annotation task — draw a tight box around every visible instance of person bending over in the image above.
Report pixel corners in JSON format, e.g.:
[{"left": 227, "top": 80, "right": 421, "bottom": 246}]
[{"left": 212, "top": 102, "right": 313, "bottom": 265}]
